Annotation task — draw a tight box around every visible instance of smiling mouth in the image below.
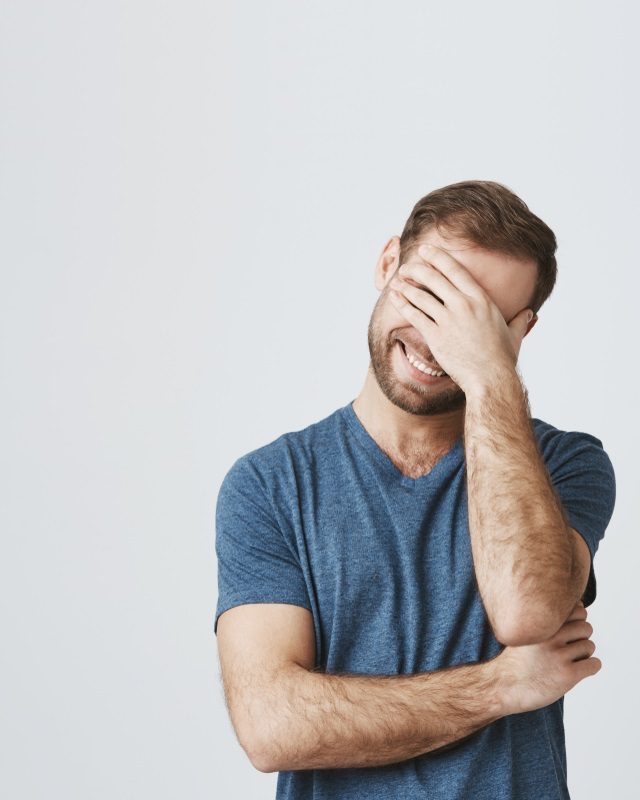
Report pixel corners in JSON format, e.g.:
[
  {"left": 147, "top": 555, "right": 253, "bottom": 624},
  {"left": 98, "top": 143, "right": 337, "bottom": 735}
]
[{"left": 397, "top": 340, "right": 449, "bottom": 378}]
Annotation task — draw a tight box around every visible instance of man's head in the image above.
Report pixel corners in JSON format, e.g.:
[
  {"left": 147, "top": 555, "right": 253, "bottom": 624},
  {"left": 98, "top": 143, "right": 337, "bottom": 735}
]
[{"left": 366, "top": 180, "right": 557, "bottom": 417}]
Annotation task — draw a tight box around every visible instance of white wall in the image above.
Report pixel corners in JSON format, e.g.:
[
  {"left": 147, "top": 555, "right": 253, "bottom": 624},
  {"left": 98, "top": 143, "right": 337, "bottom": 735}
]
[{"left": 1, "top": 1, "right": 636, "bottom": 798}]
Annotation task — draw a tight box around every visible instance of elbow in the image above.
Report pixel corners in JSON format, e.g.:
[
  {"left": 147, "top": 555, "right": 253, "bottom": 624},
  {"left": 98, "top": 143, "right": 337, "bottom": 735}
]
[
  {"left": 493, "top": 609, "right": 561, "bottom": 647},
  {"left": 249, "top": 750, "right": 278, "bottom": 774},
  {"left": 247, "top": 727, "right": 306, "bottom": 773},
  {"left": 243, "top": 718, "right": 296, "bottom": 773},
  {"left": 242, "top": 736, "right": 278, "bottom": 774},
  {"left": 233, "top": 663, "right": 311, "bottom": 773},
  {"left": 240, "top": 729, "right": 280, "bottom": 774}
]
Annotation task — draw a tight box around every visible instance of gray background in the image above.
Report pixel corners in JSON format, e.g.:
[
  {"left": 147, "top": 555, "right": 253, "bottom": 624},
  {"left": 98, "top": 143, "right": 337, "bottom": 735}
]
[{"left": 1, "top": 1, "right": 636, "bottom": 798}]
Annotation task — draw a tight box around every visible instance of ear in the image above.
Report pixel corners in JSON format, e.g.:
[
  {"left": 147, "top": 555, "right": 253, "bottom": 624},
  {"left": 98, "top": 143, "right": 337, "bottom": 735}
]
[
  {"left": 374, "top": 235, "right": 401, "bottom": 292},
  {"left": 524, "top": 313, "right": 539, "bottom": 336},
  {"left": 508, "top": 307, "right": 537, "bottom": 340}
]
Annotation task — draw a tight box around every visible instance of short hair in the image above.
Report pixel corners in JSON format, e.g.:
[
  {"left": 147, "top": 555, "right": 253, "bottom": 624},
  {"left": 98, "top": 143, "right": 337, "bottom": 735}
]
[{"left": 398, "top": 180, "right": 558, "bottom": 314}]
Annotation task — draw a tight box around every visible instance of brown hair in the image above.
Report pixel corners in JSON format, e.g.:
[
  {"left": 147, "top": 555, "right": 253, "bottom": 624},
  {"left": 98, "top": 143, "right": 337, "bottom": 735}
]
[{"left": 398, "top": 180, "right": 557, "bottom": 314}]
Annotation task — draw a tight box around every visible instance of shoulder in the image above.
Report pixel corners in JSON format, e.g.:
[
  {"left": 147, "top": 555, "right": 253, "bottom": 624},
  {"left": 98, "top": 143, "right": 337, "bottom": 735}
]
[
  {"left": 220, "top": 403, "right": 346, "bottom": 490},
  {"left": 532, "top": 416, "right": 604, "bottom": 454},
  {"left": 531, "top": 416, "right": 614, "bottom": 479}
]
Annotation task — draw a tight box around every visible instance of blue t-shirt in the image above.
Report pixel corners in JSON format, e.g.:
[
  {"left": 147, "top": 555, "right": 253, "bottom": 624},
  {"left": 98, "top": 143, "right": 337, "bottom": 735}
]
[{"left": 214, "top": 399, "right": 616, "bottom": 800}]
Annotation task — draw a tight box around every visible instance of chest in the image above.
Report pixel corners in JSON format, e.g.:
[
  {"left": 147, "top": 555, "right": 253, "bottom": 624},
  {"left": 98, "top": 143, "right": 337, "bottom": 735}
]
[{"left": 281, "top": 474, "right": 497, "bottom": 672}]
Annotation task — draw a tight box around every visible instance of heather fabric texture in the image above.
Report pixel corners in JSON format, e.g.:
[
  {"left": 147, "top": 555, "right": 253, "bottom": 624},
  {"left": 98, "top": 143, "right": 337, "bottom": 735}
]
[{"left": 214, "top": 400, "right": 616, "bottom": 800}]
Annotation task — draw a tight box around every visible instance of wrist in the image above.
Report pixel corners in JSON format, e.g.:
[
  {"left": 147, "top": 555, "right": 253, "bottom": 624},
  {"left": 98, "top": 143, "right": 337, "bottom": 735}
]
[
  {"left": 464, "top": 365, "right": 523, "bottom": 405},
  {"left": 482, "top": 654, "right": 517, "bottom": 718}
]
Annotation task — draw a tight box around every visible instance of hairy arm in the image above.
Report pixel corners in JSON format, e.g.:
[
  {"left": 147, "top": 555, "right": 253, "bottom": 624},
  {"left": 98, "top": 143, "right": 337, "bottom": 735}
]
[
  {"left": 463, "top": 368, "right": 583, "bottom": 645},
  {"left": 239, "top": 657, "right": 505, "bottom": 773}
]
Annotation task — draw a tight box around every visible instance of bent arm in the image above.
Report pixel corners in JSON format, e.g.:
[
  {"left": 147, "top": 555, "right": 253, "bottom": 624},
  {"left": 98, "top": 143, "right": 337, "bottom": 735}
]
[
  {"left": 464, "top": 369, "right": 579, "bottom": 644},
  {"left": 251, "top": 657, "right": 506, "bottom": 772}
]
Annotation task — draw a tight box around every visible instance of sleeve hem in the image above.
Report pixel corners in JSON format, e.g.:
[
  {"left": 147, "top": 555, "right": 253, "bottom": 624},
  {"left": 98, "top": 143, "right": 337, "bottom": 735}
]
[{"left": 214, "top": 596, "right": 313, "bottom": 635}]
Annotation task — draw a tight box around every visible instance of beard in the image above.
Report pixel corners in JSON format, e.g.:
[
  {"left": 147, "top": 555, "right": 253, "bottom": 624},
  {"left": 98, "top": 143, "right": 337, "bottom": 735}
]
[{"left": 366, "top": 295, "right": 467, "bottom": 417}]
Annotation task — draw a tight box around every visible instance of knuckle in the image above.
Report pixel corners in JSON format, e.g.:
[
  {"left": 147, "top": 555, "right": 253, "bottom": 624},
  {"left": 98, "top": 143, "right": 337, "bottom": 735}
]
[{"left": 459, "top": 295, "right": 473, "bottom": 313}]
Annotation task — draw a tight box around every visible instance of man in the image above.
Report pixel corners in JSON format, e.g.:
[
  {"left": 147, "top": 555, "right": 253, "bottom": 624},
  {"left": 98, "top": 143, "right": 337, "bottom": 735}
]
[{"left": 214, "top": 180, "right": 616, "bottom": 799}]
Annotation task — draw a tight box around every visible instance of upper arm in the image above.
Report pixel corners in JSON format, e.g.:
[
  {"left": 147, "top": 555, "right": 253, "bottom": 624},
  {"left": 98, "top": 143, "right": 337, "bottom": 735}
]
[
  {"left": 214, "top": 455, "right": 316, "bottom": 769},
  {"left": 216, "top": 602, "right": 315, "bottom": 769},
  {"left": 214, "top": 456, "right": 313, "bottom": 634},
  {"left": 547, "top": 430, "right": 616, "bottom": 609}
]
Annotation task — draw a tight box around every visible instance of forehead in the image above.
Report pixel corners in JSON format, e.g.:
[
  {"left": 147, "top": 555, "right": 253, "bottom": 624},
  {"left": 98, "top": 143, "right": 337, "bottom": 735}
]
[{"left": 413, "top": 229, "right": 538, "bottom": 317}]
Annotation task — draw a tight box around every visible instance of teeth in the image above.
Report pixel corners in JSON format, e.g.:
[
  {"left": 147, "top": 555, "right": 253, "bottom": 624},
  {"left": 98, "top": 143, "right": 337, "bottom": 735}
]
[{"left": 403, "top": 345, "right": 446, "bottom": 377}]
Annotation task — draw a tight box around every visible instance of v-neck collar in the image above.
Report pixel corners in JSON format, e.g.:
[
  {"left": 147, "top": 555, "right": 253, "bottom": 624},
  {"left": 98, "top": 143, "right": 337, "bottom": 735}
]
[{"left": 340, "top": 399, "right": 464, "bottom": 489}]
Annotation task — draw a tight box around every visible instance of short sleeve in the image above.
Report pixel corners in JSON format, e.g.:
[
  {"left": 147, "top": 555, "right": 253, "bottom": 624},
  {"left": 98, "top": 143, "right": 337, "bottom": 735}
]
[
  {"left": 214, "top": 455, "right": 312, "bottom": 634},
  {"left": 548, "top": 431, "right": 616, "bottom": 607}
]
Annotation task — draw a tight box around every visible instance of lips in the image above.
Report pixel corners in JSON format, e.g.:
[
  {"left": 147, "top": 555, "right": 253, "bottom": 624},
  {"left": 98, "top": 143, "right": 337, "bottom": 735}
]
[{"left": 397, "top": 339, "right": 447, "bottom": 374}]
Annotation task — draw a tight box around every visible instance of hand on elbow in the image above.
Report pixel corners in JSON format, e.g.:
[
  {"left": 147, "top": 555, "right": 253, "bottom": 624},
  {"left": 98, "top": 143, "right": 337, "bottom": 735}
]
[{"left": 489, "top": 600, "right": 600, "bottom": 716}]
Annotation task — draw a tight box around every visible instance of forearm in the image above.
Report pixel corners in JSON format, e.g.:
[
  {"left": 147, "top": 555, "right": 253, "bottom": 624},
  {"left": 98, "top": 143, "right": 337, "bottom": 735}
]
[
  {"left": 463, "top": 367, "right": 576, "bottom": 642},
  {"left": 252, "top": 657, "right": 505, "bottom": 772}
]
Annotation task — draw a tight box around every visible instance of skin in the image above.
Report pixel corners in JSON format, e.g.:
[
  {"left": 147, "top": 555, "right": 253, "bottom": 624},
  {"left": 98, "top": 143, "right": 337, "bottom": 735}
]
[
  {"left": 354, "top": 226, "right": 591, "bottom": 643},
  {"left": 216, "top": 225, "right": 601, "bottom": 773},
  {"left": 353, "top": 225, "right": 539, "bottom": 471},
  {"left": 218, "top": 597, "right": 598, "bottom": 772}
]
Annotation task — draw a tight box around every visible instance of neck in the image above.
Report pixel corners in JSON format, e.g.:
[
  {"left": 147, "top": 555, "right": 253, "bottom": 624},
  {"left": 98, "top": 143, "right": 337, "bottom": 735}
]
[{"left": 352, "top": 369, "right": 465, "bottom": 457}]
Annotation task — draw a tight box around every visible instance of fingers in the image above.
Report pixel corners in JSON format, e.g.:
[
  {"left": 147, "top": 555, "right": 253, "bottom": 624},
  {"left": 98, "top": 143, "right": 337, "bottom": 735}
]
[
  {"left": 557, "top": 619, "right": 593, "bottom": 644},
  {"left": 416, "top": 244, "right": 488, "bottom": 302},
  {"left": 565, "top": 637, "right": 596, "bottom": 662},
  {"left": 393, "top": 277, "right": 447, "bottom": 323},
  {"left": 397, "top": 260, "right": 459, "bottom": 310},
  {"left": 573, "top": 656, "right": 602, "bottom": 679},
  {"left": 565, "top": 602, "right": 588, "bottom": 623}
]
